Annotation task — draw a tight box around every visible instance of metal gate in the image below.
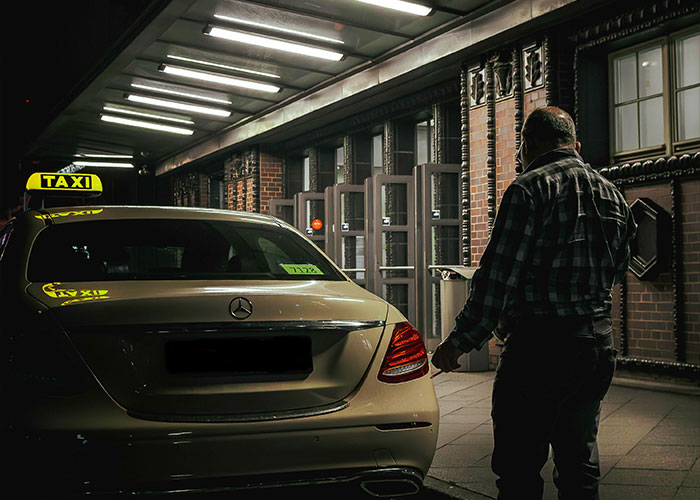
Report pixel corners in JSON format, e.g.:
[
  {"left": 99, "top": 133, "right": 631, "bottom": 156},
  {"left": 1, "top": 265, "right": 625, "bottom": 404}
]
[
  {"left": 294, "top": 192, "right": 326, "bottom": 253},
  {"left": 415, "top": 163, "right": 463, "bottom": 350},
  {"left": 366, "top": 174, "right": 416, "bottom": 326},
  {"left": 269, "top": 198, "right": 294, "bottom": 225},
  {"left": 327, "top": 184, "right": 366, "bottom": 287}
]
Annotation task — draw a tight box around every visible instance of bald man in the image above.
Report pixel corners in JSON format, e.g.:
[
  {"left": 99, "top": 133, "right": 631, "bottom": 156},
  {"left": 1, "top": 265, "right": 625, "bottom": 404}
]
[{"left": 432, "top": 107, "right": 637, "bottom": 500}]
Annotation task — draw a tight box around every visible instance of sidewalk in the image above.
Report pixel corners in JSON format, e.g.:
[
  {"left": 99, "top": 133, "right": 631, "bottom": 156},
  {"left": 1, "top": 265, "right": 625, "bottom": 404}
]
[{"left": 425, "top": 369, "right": 700, "bottom": 500}]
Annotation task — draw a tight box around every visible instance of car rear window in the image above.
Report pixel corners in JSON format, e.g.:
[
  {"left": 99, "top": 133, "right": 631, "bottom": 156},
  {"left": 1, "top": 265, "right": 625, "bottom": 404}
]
[{"left": 27, "top": 219, "right": 345, "bottom": 282}]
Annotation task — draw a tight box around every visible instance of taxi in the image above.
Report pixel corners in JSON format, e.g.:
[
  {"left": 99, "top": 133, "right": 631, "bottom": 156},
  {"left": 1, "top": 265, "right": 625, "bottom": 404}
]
[{"left": 1, "top": 173, "right": 439, "bottom": 498}]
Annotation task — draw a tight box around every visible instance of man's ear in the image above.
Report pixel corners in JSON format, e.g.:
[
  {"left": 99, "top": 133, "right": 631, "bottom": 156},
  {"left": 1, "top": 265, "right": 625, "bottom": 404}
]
[{"left": 574, "top": 141, "right": 582, "bottom": 153}]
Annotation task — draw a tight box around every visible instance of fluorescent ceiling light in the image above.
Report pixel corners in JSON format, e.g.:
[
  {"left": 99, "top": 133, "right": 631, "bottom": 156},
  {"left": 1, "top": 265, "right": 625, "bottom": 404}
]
[
  {"left": 71, "top": 161, "right": 134, "bottom": 168},
  {"left": 166, "top": 54, "right": 280, "bottom": 79},
  {"left": 74, "top": 153, "right": 133, "bottom": 158},
  {"left": 213, "top": 14, "right": 344, "bottom": 44},
  {"left": 131, "top": 83, "right": 232, "bottom": 104},
  {"left": 103, "top": 105, "right": 194, "bottom": 124},
  {"left": 204, "top": 26, "right": 345, "bottom": 62},
  {"left": 100, "top": 114, "right": 194, "bottom": 135},
  {"left": 159, "top": 64, "right": 281, "bottom": 93},
  {"left": 124, "top": 94, "right": 231, "bottom": 117},
  {"left": 353, "top": 0, "right": 433, "bottom": 16}
]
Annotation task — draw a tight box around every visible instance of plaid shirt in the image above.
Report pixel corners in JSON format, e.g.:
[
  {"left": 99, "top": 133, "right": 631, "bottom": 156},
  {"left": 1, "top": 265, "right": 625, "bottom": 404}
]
[{"left": 449, "top": 148, "right": 637, "bottom": 352}]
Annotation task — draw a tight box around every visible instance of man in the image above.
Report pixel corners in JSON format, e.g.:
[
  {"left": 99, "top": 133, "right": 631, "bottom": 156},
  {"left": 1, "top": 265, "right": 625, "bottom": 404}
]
[{"left": 431, "top": 106, "right": 636, "bottom": 500}]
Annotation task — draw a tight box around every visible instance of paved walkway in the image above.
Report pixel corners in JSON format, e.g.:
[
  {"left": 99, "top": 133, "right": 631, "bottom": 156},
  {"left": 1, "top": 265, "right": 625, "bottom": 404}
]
[{"left": 426, "top": 369, "right": 700, "bottom": 500}]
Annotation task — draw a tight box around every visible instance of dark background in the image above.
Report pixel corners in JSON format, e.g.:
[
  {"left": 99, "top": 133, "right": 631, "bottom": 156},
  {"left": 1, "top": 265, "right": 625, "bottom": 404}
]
[{"left": 0, "top": 0, "right": 162, "bottom": 217}]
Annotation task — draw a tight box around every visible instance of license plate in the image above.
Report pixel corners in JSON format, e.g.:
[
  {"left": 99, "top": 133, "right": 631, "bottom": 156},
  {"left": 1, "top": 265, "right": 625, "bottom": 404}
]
[{"left": 165, "top": 336, "right": 312, "bottom": 375}]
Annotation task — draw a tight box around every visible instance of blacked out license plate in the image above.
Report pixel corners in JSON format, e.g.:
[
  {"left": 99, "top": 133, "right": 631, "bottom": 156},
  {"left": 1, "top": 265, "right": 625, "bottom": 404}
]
[{"left": 165, "top": 336, "right": 312, "bottom": 375}]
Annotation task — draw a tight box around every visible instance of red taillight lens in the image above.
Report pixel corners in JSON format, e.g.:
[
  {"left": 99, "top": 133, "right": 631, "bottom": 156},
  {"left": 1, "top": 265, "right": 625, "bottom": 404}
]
[{"left": 378, "top": 322, "right": 429, "bottom": 383}]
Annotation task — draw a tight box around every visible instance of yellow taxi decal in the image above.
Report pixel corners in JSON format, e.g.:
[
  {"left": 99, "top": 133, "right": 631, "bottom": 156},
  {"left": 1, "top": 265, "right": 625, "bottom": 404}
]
[
  {"left": 60, "top": 295, "right": 112, "bottom": 307},
  {"left": 280, "top": 264, "right": 324, "bottom": 275},
  {"left": 42, "top": 282, "right": 109, "bottom": 299},
  {"left": 26, "top": 173, "right": 103, "bottom": 196},
  {"left": 34, "top": 209, "right": 104, "bottom": 221}
]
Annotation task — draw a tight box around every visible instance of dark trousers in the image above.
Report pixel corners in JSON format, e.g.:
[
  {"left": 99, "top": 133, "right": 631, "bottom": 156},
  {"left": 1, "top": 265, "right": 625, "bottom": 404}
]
[{"left": 491, "top": 316, "right": 617, "bottom": 500}]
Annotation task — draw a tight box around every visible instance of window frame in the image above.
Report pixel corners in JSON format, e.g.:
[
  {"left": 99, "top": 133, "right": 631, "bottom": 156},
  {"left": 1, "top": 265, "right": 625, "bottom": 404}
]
[
  {"left": 670, "top": 26, "right": 700, "bottom": 153},
  {"left": 608, "top": 26, "right": 700, "bottom": 163}
]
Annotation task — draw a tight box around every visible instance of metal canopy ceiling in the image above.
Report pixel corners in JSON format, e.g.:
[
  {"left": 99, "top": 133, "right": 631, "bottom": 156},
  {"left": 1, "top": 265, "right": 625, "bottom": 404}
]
[{"left": 26, "top": 0, "right": 501, "bottom": 168}]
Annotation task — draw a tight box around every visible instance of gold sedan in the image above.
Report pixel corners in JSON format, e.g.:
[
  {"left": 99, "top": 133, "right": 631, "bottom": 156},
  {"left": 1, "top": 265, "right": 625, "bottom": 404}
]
[{"left": 1, "top": 206, "right": 439, "bottom": 498}]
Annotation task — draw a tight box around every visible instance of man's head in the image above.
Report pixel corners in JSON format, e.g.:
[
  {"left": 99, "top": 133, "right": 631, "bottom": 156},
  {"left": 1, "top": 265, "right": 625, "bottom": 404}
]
[{"left": 519, "top": 106, "right": 581, "bottom": 169}]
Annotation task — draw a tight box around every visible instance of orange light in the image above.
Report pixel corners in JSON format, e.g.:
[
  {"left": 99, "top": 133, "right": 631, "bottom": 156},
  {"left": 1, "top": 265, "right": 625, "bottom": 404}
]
[{"left": 311, "top": 218, "right": 323, "bottom": 231}]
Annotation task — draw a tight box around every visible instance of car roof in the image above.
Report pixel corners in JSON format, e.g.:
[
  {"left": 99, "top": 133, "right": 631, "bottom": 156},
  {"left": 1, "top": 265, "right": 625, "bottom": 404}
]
[{"left": 23, "top": 206, "right": 284, "bottom": 226}]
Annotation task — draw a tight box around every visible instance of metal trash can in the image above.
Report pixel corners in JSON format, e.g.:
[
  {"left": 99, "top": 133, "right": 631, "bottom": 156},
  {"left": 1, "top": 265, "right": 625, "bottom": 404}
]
[{"left": 438, "top": 266, "right": 490, "bottom": 372}]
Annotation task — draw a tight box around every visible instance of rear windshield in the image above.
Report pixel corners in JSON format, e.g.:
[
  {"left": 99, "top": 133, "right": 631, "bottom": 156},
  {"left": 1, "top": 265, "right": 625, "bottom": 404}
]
[{"left": 27, "top": 219, "right": 344, "bottom": 282}]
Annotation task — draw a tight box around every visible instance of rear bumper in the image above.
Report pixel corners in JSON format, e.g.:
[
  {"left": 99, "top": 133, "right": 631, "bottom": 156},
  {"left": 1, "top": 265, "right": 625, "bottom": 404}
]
[{"left": 9, "top": 421, "right": 434, "bottom": 497}]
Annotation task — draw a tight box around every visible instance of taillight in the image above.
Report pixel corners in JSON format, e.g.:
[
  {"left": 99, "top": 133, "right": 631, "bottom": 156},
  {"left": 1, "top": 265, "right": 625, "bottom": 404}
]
[{"left": 378, "top": 322, "right": 429, "bottom": 383}]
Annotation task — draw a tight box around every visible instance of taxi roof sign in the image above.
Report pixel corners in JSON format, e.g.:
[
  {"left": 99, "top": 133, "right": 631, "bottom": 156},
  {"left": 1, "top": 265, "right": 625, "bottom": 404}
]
[{"left": 26, "top": 173, "right": 103, "bottom": 198}]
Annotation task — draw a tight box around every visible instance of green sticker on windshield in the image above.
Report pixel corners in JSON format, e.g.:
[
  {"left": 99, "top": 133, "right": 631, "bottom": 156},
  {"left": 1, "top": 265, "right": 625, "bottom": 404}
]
[{"left": 280, "top": 264, "right": 324, "bottom": 275}]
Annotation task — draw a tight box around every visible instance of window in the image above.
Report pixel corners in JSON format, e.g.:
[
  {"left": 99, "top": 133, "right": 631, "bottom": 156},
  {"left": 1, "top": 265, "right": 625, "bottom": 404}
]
[
  {"left": 302, "top": 156, "right": 310, "bottom": 191},
  {"left": 416, "top": 120, "right": 433, "bottom": 165},
  {"left": 335, "top": 146, "right": 345, "bottom": 184},
  {"left": 372, "top": 134, "right": 383, "bottom": 176},
  {"left": 610, "top": 27, "right": 700, "bottom": 161},
  {"left": 27, "top": 219, "right": 344, "bottom": 282}
]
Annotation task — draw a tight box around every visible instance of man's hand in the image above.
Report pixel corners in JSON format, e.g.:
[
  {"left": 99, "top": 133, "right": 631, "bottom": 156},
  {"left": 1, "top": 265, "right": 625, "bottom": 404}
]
[{"left": 431, "top": 338, "right": 465, "bottom": 373}]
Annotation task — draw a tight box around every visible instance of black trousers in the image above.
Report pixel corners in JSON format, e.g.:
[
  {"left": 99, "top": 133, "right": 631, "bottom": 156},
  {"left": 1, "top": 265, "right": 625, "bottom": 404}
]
[{"left": 491, "top": 316, "right": 617, "bottom": 500}]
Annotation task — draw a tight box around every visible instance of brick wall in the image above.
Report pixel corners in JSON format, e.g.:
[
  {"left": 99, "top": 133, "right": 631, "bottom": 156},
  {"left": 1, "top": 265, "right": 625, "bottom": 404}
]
[
  {"left": 469, "top": 106, "right": 489, "bottom": 265},
  {"left": 683, "top": 178, "right": 700, "bottom": 365},
  {"left": 495, "top": 98, "right": 517, "bottom": 205},
  {"left": 624, "top": 184, "right": 675, "bottom": 361},
  {"left": 259, "top": 151, "right": 284, "bottom": 215},
  {"left": 524, "top": 87, "right": 547, "bottom": 117}
]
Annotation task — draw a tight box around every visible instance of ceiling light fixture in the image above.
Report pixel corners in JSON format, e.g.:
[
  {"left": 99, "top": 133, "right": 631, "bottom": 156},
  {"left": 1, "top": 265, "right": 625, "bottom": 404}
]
[
  {"left": 71, "top": 161, "right": 135, "bottom": 168},
  {"left": 203, "top": 25, "right": 345, "bottom": 62},
  {"left": 103, "top": 105, "right": 194, "bottom": 124},
  {"left": 124, "top": 94, "right": 231, "bottom": 117},
  {"left": 131, "top": 83, "right": 232, "bottom": 104},
  {"left": 74, "top": 153, "right": 134, "bottom": 159},
  {"left": 353, "top": 0, "right": 433, "bottom": 16},
  {"left": 100, "top": 114, "right": 195, "bottom": 135},
  {"left": 213, "top": 14, "right": 344, "bottom": 44},
  {"left": 166, "top": 54, "right": 280, "bottom": 79},
  {"left": 159, "top": 64, "right": 281, "bottom": 93}
]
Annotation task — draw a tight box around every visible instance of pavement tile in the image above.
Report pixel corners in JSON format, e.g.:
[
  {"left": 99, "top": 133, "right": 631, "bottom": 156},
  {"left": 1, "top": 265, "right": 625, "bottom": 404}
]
[
  {"left": 431, "top": 445, "right": 492, "bottom": 468},
  {"left": 673, "top": 487, "right": 700, "bottom": 500},
  {"left": 692, "top": 458, "right": 700, "bottom": 472},
  {"left": 468, "top": 424, "right": 493, "bottom": 435},
  {"left": 641, "top": 426, "right": 700, "bottom": 446},
  {"left": 682, "top": 470, "right": 700, "bottom": 487},
  {"left": 597, "top": 484, "right": 677, "bottom": 499},
  {"left": 602, "top": 468, "right": 687, "bottom": 486},
  {"left": 439, "top": 401, "right": 466, "bottom": 416},
  {"left": 615, "top": 454, "right": 697, "bottom": 471},
  {"left": 451, "top": 433, "right": 494, "bottom": 447},
  {"left": 455, "top": 481, "right": 497, "bottom": 499},
  {"left": 440, "top": 412, "right": 492, "bottom": 425},
  {"left": 437, "top": 423, "right": 475, "bottom": 448},
  {"left": 428, "top": 466, "right": 497, "bottom": 484}
]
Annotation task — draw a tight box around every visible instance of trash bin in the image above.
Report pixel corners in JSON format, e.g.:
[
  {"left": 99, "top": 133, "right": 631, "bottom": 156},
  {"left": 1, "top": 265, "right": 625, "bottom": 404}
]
[{"left": 438, "top": 266, "right": 489, "bottom": 372}]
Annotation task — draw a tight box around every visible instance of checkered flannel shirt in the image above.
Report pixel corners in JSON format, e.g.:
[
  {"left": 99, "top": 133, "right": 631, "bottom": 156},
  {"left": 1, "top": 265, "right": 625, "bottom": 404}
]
[{"left": 449, "top": 148, "right": 637, "bottom": 353}]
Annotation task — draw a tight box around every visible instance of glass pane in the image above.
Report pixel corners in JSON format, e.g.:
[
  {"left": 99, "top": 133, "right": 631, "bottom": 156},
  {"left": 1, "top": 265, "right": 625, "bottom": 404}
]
[
  {"left": 381, "top": 183, "right": 408, "bottom": 226},
  {"left": 372, "top": 134, "right": 383, "bottom": 176},
  {"left": 431, "top": 172, "right": 459, "bottom": 219},
  {"left": 336, "top": 146, "right": 345, "bottom": 184},
  {"left": 614, "top": 53, "right": 637, "bottom": 103},
  {"left": 383, "top": 284, "right": 409, "bottom": 318},
  {"left": 677, "top": 87, "right": 700, "bottom": 141},
  {"left": 639, "top": 97, "right": 665, "bottom": 148},
  {"left": 615, "top": 103, "right": 639, "bottom": 152},
  {"left": 431, "top": 226, "right": 460, "bottom": 266},
  {"left": 382, "top": 231, "right": 408, "bottom": 278},
  {"left": 638, "top": 46, "right": 663, "bottom": 98},
  {"left": 302, "top": 156, "right": 310, "bottom": 192},
  {"left": 416, "top": 120, "right": 431, "bottom": 165},
  {"left": 676, "top": 32, "right": 700, "bottom": 88},
  {"left": 340, "top": 191, "right": 364, "bottom": 231},
  {"left": 341, "top": 236, "right": 365, "bottom": 279}
]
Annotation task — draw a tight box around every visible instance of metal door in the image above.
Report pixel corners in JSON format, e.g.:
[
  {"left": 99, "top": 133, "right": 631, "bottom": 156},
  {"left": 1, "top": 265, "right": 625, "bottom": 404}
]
[
  {"left": 415, "top": 164, "right": 463, "bottom": 350},
  {"left": 294, "top": 192, "right": 326, "bottom": 253},
  {"left": 330, "top": 184, "right": 366, "bottom": 287},
  {"left": 269, "top": 199, "right": 295, "bottom": 225},
  {"left": 370, "top": 174, "right": 416, "bottom": 326}
]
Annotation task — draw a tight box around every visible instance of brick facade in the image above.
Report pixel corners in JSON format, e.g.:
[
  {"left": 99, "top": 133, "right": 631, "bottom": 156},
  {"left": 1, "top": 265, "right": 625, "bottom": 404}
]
[
  {"left": 682, "top": 178, "right": 700, "bottom": 365},
  {"left": 469, "top": 106, "right": 489, "bottom": 265},
  {"left": 259, "top": 151, "right": 284, "bottom": 215}
]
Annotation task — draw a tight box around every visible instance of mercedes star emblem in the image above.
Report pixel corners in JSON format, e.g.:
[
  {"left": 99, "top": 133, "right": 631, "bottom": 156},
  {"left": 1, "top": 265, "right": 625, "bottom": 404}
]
[{"left": 229, "top": 297, "right": 253, "bottom": 320}]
